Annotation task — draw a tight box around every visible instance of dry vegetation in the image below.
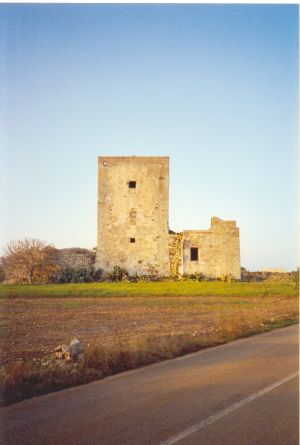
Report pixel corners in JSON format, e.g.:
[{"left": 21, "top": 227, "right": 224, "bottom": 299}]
[
  {"left": 1, "top": 238, "right": 59, "bottom": 284},
  {"left": 0, "top": 281, "right": 298, "bottom": 406}
]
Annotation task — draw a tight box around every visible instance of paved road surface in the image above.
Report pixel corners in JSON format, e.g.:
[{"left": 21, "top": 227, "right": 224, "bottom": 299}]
[{"left": 1, "top": 325, "right": 298, "bottom": 445}]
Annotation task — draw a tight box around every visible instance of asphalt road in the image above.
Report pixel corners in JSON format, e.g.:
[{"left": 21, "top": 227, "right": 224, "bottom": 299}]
[{"left": 1, "top": 324, "right": 298, "bottom": 445}]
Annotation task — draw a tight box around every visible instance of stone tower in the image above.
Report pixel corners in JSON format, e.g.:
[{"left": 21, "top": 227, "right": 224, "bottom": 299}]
[{"left": 95, "top": 156, "right": 170, "bottom": 276}]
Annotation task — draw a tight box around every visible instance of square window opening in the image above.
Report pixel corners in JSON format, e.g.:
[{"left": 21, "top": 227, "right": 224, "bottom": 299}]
[
  {"left": 129, "top": 181, "right": 136, "bottom": 189},
  {"left": 190, "top": 247, "right": 198, "bottom": 261},
  {"left": 130, "top": 238, "right": 136, "bottom": 243}
]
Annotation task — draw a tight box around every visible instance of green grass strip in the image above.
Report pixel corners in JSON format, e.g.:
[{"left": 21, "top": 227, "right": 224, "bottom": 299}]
[{"left": 1, "top": 280, "right": 298, "bottom": 299}]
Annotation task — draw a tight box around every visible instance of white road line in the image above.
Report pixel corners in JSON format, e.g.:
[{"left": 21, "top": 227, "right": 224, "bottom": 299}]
[{"left": 159, "top": 371, "right": 299, "bottom": 445}]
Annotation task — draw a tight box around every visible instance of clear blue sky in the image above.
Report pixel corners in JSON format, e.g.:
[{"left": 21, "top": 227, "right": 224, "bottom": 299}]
[{"left": 1, "top": 4, "right": 298, "bottom": 270}]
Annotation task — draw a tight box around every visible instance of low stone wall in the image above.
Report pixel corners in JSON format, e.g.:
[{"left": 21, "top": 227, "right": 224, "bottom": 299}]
[
  {"left": 241, "top": 270, "right": 291, "bottom": 282},
  {"left": 52, "top": 248, "right": 96, "bottom": 270}
]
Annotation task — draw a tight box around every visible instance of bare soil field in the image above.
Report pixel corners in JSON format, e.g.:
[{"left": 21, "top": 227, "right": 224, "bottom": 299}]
[{"left": 1, "top": 294, "right": 298, "bottom": 366}]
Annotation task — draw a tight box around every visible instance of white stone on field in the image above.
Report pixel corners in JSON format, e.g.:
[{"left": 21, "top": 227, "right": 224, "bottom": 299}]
[{"left": 70, "top": 339, "right": 84, "bottom": 357}]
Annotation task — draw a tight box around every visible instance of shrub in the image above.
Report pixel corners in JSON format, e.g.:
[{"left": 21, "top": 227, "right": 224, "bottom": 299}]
[
  {"left": 53, "top": 268, "right": 75, "bottom": 284},
  {"left": 52, "top": 267, "right": 104, "bottom": 284},
  {"left": 92, "top": 268, "right": 104, "bottom": 282},
  {"left": 195, "top": 272, "right": 206, "bottom": 282},
  {"left": 107, "top": 266, "right": 129, "bottom": 282},
  {"left": 71, "top": 268, "right": 94, "bottom": 283},
  {"left": 180, "top": 273, "right": 206, "bottom": 281},
  {"left": 128, "top": 272, "right": 139, "bottom": 283},
  {"left": 219, "top": 274, "right": 234, "bottom": 283}
]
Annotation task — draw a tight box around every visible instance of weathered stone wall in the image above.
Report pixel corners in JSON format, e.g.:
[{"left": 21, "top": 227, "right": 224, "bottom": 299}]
[
  {"left": 168, "top": 233, "right": 183, "bottom": 276},
  {"left": 241, "top": 269, "right": 291, "bottom": 282},
  {"left": 95, "top": 156, "right": 170, "bottom": 276},
  {"left": 53, "top": 248, "right": 96, "bottom": 270},
  {"left": 181, "top": 217, "right": 241, "bottom": 279}
]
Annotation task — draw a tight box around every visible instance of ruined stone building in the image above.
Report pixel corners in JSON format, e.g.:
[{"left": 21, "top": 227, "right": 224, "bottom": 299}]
[{"left": 95, "top": 156, "right": 241, "bottom": 279}]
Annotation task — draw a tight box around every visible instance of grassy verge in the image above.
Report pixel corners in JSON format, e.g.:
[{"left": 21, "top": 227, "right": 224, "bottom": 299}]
[
  {"left": 1, "top": 316, "right": 298, "bottom": 407},
  {"left": 0, "top": 279, "right": 298, "bottom": 298}
]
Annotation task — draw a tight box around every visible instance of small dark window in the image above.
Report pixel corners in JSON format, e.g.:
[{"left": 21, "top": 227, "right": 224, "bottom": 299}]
[
  {"left": 130, "top": 238, "right": 136, "bottom": 243},
  {"left": 190, "top": 247, "right": 198, "bottom": 261},
  {"left": 129, "top": 181, "right": 136, "bottom": 188}
]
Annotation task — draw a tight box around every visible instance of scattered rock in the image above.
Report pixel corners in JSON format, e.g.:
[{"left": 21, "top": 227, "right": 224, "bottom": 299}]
[
  {"left": 54, "top": 339, "right": 84, "bottom": 362},
  {"left": 64, "top": 351, "right": 72, "bottom": 362},
  {"left": 54, "top": 344, "right": 70, "bottom": 360},
  {"left": 61, "top": 344, "right": 69, "bottom": 354},
  {"left": 76, "top": 352, "right": 84, "bottom": 362},
  {"left": 70, "top": 339, "right": 84, "bottom": 359},
  {"left": 56, "top": 360, "right": 66, "bottom": 368}
]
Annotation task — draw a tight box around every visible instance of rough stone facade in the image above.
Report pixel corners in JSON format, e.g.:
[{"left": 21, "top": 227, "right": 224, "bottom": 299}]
[
  {"left": 95, "top": 157, "right": 170, "bottom": 276},
  {"left": 52, "top": 248, "right": 96, "bottom": 270},
  {"left": 168, "top": 232, "right": 183, "bottom": 277},
  {"left": 171, "top": 217, "right": 241, "bottom": 278},
  {"left": 96, "top": 156, "right": 241, "bottom": 279}
]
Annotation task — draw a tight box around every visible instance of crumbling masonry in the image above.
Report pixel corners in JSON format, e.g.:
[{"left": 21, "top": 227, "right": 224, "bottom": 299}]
[{"left": 95, "top": 156, "right": 241, "bottom": 279}]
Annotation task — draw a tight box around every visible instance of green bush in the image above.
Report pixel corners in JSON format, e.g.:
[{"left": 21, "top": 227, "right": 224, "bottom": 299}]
[
  {"left": 107, "top": 266, "right": 129, "bottom": 282},
  {"left": 128, "top": 272, "right": 139, "bottom": 283},
  {"left": 54, "top": 268, "right": 74, "bottom": 284},
  {"left": 181, "top": 273, "right": 207, "bottom": 281},
  {"left": 195, "top": 272, "right": 206, "bottom": 281},
  {"left": 218, "top": 274, "right": 234, "bottom": 283},
  {"left": 71, "top": 268, "right": 94, "bottom": 283},
  {"left": 92, "top": 268, "right": 104, "bottom": 282},
  {"left": 53, "top": 267, "right": 103, "bottom": 284}
]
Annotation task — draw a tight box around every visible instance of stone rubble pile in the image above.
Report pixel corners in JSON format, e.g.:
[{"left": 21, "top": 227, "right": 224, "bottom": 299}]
[{"left": 54, "top": 338, "right": 84, "bottom": 362}]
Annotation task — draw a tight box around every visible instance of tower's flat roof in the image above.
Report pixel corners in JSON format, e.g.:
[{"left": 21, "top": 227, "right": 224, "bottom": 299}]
[{"left": 98, "top": 156, "right": 169, "bottom": 164}]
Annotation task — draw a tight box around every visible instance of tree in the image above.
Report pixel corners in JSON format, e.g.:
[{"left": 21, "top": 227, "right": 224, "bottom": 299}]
[
  {"left": 2, "top": 238, "right": 59, "bottom": 284},
  {"left": 0, "top": 258, "right": 5, "bottom": 282}
]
